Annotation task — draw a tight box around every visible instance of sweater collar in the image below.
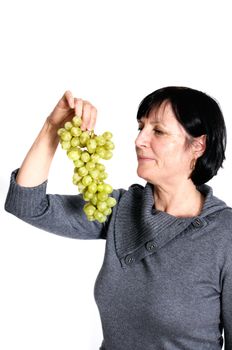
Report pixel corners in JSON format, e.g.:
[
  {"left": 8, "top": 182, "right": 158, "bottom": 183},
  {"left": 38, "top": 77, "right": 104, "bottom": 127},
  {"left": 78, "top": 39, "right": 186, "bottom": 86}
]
[
  {"left": 146, "top": 182, "right": 227, "bottom": 220},
  {"left": 114, "top": 182, "right": 228, "bottom": 268}
]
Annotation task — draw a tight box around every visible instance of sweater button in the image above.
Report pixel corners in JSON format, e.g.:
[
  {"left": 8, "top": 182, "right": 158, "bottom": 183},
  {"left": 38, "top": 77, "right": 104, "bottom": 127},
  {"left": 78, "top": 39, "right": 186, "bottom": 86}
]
[
  {"left": 192, "top": 218, "right": 203, "bottom": 228},
  {"left": 125, "top": 255, "right": 135, "bottom": 265},
  {"left": 146, "top": 241, "right": 156, "bottom": 252}
]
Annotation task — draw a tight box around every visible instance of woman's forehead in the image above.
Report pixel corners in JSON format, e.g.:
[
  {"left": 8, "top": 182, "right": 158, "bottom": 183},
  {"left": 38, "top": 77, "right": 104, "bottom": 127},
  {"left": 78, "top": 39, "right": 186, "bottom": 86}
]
[
  {"left": 140, "top": 102, "right": 177, "bottom": 126},
  {"left": 139, "top": 101, "right": 189, "bottom": 139}
]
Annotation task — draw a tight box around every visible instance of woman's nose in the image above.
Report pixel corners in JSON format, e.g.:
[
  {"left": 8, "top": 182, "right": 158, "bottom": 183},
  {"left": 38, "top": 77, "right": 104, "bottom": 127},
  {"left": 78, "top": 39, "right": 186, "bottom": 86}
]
[{"left": 135, "top": 129, "right": 150, "bottom": 148}]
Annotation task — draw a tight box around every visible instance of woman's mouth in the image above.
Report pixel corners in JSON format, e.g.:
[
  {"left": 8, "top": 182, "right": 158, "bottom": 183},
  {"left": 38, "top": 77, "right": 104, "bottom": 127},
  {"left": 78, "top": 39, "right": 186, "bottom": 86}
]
[{"left": 137, "top": 156, "right": 155, "bottom": 162}]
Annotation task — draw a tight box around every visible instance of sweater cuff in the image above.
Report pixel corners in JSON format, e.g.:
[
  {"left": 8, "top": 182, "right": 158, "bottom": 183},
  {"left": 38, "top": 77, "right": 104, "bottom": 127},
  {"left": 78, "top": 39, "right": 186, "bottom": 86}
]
[{"left": 4, "top": 168, "right": 48, "bottom": 217}]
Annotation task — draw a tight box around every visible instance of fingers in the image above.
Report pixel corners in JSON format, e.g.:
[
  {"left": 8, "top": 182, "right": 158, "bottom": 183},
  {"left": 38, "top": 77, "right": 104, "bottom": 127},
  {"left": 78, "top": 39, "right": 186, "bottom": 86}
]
[
  {"left": 57, "top": 90, "right": 74, "bottom": 110},
  {"left": 82, "top": 102, "right": 91, "bottom": 130},
  {"left": 65, "top": 90, "right": 75, "bottom": 109},
  {"left": 50, "top": 91, "right": 97, "bottom": 129},
  {"left": 74, "top": 98, "right": 97, "bottom": 131},
  {"left": 89, "top": 106, "right": 97, "bottom": 131},
  {"left": 74, "top": 98, "right": 83, "bottom": 118}
]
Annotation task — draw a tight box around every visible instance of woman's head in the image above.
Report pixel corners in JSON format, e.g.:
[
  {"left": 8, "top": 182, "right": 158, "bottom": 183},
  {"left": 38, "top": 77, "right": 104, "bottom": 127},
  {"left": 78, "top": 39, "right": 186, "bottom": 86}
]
[{"left": 135, "top": 86, "right": 227, "bottom": 186}]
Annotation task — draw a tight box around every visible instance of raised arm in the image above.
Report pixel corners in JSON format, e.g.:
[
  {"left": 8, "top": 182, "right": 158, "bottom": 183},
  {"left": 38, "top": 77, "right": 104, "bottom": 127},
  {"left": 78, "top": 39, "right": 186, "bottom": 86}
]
[
  {"left": 16, "top": 91, "right": 97, "bottom": 187},
  {"left": 5, "top": 91, "right": 117, "bottom": 240}
]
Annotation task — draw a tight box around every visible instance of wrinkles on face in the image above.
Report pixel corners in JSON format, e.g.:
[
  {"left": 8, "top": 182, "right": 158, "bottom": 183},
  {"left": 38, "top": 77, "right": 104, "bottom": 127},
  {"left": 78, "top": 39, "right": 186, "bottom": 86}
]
[
  {"left": 138, "top": 102, "right": 189, "bottom": 142},
  {"left": 135, "top": 101, "right": 194, "bottom": 185}
]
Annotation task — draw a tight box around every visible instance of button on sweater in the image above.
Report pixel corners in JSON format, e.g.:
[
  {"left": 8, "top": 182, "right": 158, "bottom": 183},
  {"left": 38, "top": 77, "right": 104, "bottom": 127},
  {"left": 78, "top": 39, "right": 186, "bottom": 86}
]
[{"left": 4, "top": 169, "right": 232, "bottom": 350}]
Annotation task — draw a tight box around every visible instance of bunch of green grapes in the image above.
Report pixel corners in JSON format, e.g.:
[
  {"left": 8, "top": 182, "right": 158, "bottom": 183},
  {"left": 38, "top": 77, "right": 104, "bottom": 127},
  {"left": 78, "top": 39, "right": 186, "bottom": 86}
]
[{"left": 57, "top": 115, "right": 117, "bottom": 223}]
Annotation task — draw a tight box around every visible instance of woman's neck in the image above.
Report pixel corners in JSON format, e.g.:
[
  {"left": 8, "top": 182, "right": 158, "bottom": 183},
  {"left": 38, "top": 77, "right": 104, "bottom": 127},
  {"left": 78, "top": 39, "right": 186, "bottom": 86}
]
[{"left": 153, "top": 181, "right": 205, "bottom": 218}]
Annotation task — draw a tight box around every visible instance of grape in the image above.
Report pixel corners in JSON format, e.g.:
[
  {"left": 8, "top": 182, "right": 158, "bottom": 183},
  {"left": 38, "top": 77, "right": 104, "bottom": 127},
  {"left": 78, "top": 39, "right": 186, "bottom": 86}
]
[
  {"left": 83, "top": 190, "right": 94, "bottom": 201},
  {"left": 84, "top": 203, "right": 96, "bottom": 216},
  {"left": 95, "top": 135, "right": 106, "bottom": 146},
  {"left": 96, "top": 163, "right": 105, "bottom": 172},
  {"left": 94, "top": 210, "right": 107, "bottom": 223},
  {"left": 61, "top": 141, "right": 71, "bottom": 150},
  {"left": 88, "top": 182, "right": 98, "bottom": 193},
  {"left": 64, "top": 121, "right": 73, "bottom": 130},
  {"left": 57, "top": 128, "right": 66, "bottom": 136},
  {"left": 98, "top": 215, "right": 107, "bottom": 223},
  {"left": 71, "top": 127, "right": 82, "bottom": 137},
  {"left": 73, "top": 173, "right": 82, "bottom": 184},
  {"left": 82, "top": 175, "right": 92, "bottom": 186},
  {"left": 90, "top": 154, "right": 100, "bottom": 163},
  {"left": 57, "top": 114, "right": 117, "bottom": 223},
  {"left": 67, "top": 148, "right": 81, "bottom": 161},
  {"left": 72, "top": 116, "right": 82, "bottom": 127},
  {"left": 87, "top": 139, "right": 97, "bottom": 153},
  {"left": 89, "top": 169, "right": 100, "bottom": 180},
  {"left": 60, "top": 130, "right": 72, "bottom": 141},
  {"left": 96, "top": 146, "right": 106, "bottom": 158},
  {"left": 103, "top": 150, "right": 113, "bottom": 160},
  {"left": 80, "top": 131, "right": 90, "bottom": 146},
  {"left": 106, "top": 197, "right": 117, "bottom": 208},
  {"left": 81, "top": 151, "right": 91, "bottom": 163},
  {"left": 73, "top": 159, "right": 84, "bottom": 168},
  {"left": 104, "top": 140, "right": 115, "bottom": 150},
  {"left": 97, "top": 183, "right": 104, "bottom": 192},
  {"left": 98, "top": 172, "right": 108, "bottom": 181},
  {"left": 78, "top": 166, "right": 88, "bottom": 177},
  {"left": 78, "top": 183, "right": 86, "bottom": 193},
  {"left": 86, "top": 161, "right": 95, "bottom": 171},
  {"left": 97, "top": 192, "right": 108, "bottom": 202},
  {"left": 97, "top": 201, "right": 108, "bottom": 213},
  {"left": 90, "top": 194, "right": 98, "bottom": 206},
  {"left": 71, "top": 137, "right": 80, "bottom": 147},
  {"left": 103, "top": 207, "right": 112, "bottom": 216},
  {"left": 102, "top": 131, "right": 113, "bottom": 140},
  {"left": 103, "top": 184, "right": 113, "bottom": 194}
]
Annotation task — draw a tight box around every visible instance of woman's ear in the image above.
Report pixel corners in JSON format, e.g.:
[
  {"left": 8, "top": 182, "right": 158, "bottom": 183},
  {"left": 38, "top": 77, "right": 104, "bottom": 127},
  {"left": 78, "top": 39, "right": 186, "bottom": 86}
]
[{"left": 192, "top": 134, "right": 207, "bottom": 158}]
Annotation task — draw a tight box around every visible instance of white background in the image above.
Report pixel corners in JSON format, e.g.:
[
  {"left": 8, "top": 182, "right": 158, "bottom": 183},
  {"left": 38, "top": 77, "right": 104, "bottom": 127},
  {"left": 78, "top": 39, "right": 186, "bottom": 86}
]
[{"left": 0, "top": 0, "right": 231, "bottom": 349}]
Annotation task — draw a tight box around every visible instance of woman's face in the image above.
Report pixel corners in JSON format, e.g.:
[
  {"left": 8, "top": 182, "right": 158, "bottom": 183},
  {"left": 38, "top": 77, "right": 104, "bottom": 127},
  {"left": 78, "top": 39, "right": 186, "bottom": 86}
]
[{"left": 135, "top": 101, "right": 194, "bottom": 186}]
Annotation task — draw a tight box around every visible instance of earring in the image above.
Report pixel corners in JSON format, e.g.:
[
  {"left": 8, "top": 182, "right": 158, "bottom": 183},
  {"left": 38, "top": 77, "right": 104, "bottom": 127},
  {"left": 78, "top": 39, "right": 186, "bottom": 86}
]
[{"left": 190, "top": 158, "right": 196, "bottom": 170}]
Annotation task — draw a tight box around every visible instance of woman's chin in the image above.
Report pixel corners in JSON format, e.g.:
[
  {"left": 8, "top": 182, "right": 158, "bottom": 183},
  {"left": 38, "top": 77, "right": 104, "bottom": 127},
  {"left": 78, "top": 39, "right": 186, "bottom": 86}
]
[{"left": 137, "top": 167, "right": 150, "bottom": 181}]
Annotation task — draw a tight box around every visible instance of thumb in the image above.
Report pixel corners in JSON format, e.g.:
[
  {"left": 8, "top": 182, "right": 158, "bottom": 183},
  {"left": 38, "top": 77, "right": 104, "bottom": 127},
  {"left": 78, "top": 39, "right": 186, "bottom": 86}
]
[{"left": 56, "top": 90, "right": 75, "bottom": 110}]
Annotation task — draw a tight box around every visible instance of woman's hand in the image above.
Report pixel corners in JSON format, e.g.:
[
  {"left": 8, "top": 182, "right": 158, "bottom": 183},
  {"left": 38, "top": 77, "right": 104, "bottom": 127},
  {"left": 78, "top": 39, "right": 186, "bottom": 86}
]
[
  {"left": 16, "top": 90, "right": 98, "bottom": 186},
  {"left": 47, "top": 90, "right": 97, "bottom": 131}
]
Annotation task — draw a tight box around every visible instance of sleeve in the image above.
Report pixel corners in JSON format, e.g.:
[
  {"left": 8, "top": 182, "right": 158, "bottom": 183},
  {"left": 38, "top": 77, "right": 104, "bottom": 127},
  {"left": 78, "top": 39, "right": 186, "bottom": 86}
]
[
  {"left": 4, "top": 169, "right": 125, "bottom": 240},
  {"left": 221, "top": 243, "right": 232, "bottom": 350}
]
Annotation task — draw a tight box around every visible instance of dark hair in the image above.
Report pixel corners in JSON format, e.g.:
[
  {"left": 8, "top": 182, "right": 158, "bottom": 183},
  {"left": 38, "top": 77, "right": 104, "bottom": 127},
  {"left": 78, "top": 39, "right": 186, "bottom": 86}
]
[{"left": 136, "top": 86, "right": 227, "bottom": 185}]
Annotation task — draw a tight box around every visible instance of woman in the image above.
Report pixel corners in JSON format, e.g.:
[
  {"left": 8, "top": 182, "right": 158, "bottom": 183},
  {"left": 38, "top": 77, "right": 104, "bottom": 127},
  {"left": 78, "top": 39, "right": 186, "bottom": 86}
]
[{"left": 5, "top": 86, "right": 232, "bottom": 350}]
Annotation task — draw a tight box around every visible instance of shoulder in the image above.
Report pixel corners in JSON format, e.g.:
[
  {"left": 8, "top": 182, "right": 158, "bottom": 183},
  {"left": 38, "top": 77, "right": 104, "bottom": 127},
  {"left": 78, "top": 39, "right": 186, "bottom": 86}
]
[
  {"left": 112, "top": 183, "right": 146, "bottom": 213},
  {"left": 210, "top": 207, "right": 232, "bottom": 248},
  {"left": 121, "top": 183, "right": 145, "bottom": 199},
  {"left": 215, "top": 206, "right": 232, "bottom": 224},
  {"left": 112, "top": 183, "right": 145, "bottom": 199},
  {"left": 107, "top": 183, "right": 146, "bottom": 213},
  {"left": 129, "top": 183, "right": 144, "bottom": 189},
  {"left": 218, "top": 207, "right": 232, "bottom": 235},
  {"left": 129, "top": 183, "right": 144, "bottom": 190}
]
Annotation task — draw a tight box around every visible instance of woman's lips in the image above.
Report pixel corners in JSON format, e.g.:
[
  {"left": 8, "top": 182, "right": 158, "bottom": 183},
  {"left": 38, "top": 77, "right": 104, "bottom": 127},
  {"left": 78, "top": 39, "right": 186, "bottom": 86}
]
[{"left": 137, "top": 156, "right": 155, "bottom": 161}]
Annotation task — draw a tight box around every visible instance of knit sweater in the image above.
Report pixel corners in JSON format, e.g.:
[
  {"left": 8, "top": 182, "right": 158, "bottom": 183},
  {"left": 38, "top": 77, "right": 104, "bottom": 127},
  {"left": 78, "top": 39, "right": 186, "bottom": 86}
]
[{"left": 4, "top": 169, "right": 232, "bottom": 350}]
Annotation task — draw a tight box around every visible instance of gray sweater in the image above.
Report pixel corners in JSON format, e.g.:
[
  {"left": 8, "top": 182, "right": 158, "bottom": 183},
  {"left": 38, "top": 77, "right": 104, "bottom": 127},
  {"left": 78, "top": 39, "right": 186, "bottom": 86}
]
[{"left": 4, "top": 169, "right": 232, "bottom": 350}]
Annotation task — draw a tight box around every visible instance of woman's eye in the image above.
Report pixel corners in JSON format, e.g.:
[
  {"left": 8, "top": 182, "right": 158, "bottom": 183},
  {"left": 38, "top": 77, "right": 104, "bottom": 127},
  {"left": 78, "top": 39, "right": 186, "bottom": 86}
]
[
  {"left": 137, "top": 127, "right": 163, "bottom": 135},
  {"left": 153, "top": 129, "right": 163, "bottom": 135}
]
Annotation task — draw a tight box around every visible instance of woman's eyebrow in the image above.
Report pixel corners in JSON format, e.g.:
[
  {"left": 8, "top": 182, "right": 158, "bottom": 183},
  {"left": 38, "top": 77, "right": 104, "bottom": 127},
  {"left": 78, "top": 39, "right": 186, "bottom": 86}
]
[
  {"left": 138, "top": 119, "right": 167, "bottom": 128},
  {"left": 150, "top": 120, "right": 167, "bottom": 127}
]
